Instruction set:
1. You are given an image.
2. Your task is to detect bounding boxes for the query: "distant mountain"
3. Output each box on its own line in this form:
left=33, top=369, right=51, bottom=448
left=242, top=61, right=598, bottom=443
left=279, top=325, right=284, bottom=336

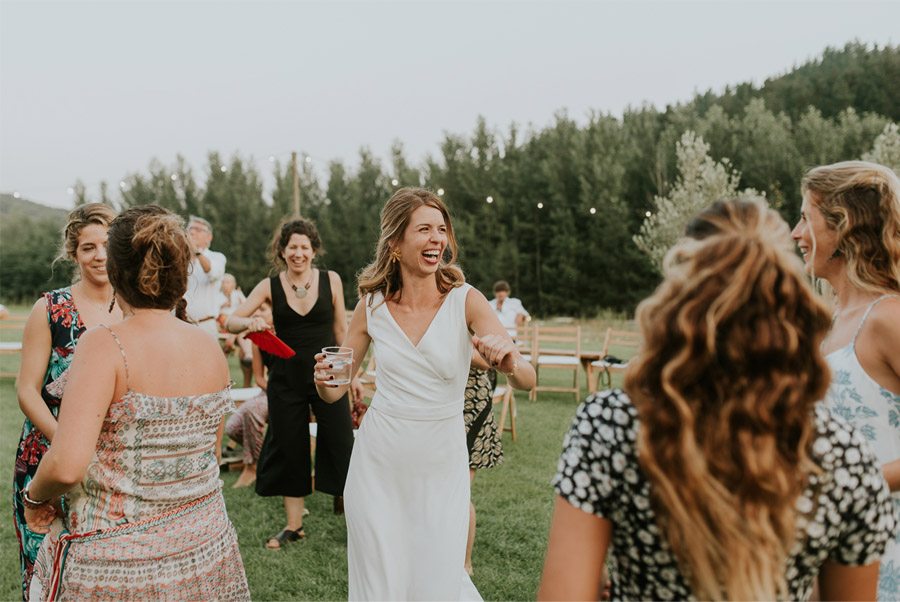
left=0, top=193, right=68, bottom=224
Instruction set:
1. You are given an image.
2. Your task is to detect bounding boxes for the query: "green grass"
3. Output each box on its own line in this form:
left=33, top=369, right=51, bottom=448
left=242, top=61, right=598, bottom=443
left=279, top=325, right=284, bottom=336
left=0, top=310, right=632, bottom=601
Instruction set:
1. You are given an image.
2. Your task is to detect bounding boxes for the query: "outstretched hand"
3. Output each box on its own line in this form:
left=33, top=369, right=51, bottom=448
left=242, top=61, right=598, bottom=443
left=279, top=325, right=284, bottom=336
left=471, top=334, right=517, bottom=374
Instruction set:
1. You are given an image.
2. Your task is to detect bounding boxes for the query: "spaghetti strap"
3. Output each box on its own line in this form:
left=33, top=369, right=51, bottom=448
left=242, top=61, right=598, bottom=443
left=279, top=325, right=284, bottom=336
left=100, top=324, right=130, bottom=387
left=852, top=294, right=899, bottom=345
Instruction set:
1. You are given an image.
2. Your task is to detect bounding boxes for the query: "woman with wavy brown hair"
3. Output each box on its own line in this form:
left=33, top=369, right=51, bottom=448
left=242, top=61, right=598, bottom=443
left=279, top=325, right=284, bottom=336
left=793, top=160, right=900, bottom=599
left=23, top=205, right=249, bottom=600
left=539, top=198, right=896, bottom=601
left=314, top=187, right=535, bottom=600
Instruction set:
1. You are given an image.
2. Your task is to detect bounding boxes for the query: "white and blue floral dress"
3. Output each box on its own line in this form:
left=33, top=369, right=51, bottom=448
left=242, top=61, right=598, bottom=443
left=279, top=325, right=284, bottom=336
left=825, top=294, right=900, bottom=600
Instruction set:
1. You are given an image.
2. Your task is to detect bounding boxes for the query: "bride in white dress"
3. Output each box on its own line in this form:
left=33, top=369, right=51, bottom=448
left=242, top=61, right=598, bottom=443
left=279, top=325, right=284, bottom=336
left=315, top=188, right=536, bottom=601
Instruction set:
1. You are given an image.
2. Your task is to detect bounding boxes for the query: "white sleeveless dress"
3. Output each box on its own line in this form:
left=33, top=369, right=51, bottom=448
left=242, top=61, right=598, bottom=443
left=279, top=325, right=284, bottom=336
left=825, top=295, right=900, bottom=600
left=345, top=284, right=482, bottom=601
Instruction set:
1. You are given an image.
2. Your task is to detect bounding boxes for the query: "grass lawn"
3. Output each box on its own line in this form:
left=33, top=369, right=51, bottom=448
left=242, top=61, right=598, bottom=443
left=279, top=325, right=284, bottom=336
left=0, top=308, right=632, bottom=600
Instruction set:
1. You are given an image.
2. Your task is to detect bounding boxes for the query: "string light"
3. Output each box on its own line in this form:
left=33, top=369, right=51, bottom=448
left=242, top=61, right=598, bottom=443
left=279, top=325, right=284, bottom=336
left=220, top=165, right=227, bottom=173
left=119, top=181, right=127, bottom=190
left=537, top=202, right=544, bottom=209
left=437, top=188, right=445, bottom=196
left=645, top=211, right=652, bottom=217
left=391, top=178, right=399, bottom=186
left=589, top=207, right=597, bottom=215
left=170, top=174, right=178, bottom=181
left=13, top=191, right=20, bottom=198
left=486, top=196, right=493, bottom=204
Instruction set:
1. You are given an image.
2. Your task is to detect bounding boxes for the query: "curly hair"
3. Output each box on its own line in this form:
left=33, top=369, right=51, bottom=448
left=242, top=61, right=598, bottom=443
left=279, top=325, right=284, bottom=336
left=802, top=160, right=900, bottom=294
left=357, top=187, right=464, bottom=303
left=106, top=205, right=192, bottom=321
left=269, top=217, right=324, bottom=271
left=624, top=198, right=832, bottom=600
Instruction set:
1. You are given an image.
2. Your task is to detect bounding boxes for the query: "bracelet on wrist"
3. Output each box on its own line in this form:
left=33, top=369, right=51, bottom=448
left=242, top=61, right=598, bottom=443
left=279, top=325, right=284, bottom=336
left=21, top=486, right=50, bottom=509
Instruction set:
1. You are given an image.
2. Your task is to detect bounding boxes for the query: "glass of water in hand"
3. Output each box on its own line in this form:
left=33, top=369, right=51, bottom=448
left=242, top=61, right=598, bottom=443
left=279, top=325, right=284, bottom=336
left=322, top=346, right=353, bottom=385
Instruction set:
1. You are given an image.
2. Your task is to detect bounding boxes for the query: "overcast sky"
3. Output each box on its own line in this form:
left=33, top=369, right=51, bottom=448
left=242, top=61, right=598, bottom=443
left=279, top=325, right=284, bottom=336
left=1, top=0, right=897, bottom=209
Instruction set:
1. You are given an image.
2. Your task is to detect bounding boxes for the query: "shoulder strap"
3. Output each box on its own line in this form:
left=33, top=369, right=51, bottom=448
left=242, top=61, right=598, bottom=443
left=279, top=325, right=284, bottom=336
left=319, top=269, right=332, bottom=299
left=853, top=294, right=900, bottom=345
left=100, top=324, right=130, bottom=387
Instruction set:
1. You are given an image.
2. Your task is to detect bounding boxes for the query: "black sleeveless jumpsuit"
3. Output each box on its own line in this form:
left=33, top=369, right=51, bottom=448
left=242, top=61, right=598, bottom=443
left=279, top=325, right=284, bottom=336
left=255, top=270, right=354, bottom=498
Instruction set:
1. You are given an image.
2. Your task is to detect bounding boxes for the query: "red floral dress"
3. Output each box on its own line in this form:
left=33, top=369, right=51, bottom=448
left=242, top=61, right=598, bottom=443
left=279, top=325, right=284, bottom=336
left=12, top=288, right=84, bottom=600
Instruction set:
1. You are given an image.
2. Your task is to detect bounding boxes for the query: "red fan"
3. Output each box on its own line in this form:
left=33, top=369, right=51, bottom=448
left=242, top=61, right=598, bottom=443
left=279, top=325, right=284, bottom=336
left=246, top=330, right=296, bottom=359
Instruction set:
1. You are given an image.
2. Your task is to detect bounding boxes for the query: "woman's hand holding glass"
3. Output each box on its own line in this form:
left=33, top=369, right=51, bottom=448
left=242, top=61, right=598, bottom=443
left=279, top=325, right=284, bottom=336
left=314, top=352, right=341, bottom=388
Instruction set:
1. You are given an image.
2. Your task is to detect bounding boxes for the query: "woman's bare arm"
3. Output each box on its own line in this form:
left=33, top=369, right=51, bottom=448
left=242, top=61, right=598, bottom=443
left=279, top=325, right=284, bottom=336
left=17, top=298, right=57, bottom=440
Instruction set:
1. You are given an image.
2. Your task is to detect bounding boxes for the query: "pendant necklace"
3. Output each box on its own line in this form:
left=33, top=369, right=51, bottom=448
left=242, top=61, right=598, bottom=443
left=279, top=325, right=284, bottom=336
left=289, top=272, right=312, bottom=299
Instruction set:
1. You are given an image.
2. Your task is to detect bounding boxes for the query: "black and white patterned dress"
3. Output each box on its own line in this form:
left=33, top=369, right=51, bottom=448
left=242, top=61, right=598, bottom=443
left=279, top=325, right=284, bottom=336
left=464, top=368, right=503, bottom=470
left=554, top=389, right=898, bottom=601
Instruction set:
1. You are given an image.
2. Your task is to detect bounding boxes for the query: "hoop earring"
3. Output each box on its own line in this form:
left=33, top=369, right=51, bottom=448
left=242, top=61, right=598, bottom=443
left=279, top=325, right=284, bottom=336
left=108, top=291, right=117, bottom=313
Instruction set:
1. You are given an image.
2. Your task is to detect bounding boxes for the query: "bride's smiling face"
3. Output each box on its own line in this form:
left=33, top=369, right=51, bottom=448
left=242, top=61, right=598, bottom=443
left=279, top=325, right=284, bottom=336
left=394, top=205, right=447, bottom=276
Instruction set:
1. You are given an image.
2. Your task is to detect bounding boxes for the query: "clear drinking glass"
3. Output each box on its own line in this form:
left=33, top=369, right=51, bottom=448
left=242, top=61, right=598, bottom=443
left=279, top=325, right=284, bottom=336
left=322, top=346, right=353, bottom=385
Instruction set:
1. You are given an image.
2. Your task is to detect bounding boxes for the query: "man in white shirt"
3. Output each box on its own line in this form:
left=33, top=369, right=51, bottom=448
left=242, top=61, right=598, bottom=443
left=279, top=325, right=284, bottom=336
left=184, top=216, right=227, bottom=338
left=488, top=280, right=530, bottom=340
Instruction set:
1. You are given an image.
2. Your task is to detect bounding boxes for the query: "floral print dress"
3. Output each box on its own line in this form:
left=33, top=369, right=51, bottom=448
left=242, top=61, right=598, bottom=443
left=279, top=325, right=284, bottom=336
left=12, top=288, right=85, bottom=600
left=825, top=294, right=900, bottom=600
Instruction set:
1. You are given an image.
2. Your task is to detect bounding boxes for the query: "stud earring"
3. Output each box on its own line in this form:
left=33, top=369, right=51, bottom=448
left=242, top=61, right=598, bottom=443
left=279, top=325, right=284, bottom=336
left=390, top=250, right=401, bottom=263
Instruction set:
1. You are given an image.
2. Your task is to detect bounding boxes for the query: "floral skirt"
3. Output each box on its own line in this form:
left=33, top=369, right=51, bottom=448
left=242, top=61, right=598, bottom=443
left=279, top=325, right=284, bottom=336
left=464, top=368, right=503, bottom=470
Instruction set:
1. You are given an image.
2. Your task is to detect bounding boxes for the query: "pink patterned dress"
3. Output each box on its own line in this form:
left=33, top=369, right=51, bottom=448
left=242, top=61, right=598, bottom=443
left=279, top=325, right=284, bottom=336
left=30, top=326, right=249, bottom=601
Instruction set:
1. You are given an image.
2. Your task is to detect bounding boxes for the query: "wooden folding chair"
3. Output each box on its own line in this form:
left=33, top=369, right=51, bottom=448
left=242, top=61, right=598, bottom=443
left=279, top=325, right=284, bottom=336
left=493, top=385, right=517, bottom=441
left=587, top=328, right=641, bottom=393
left=530, top=325, right=581, bottom=402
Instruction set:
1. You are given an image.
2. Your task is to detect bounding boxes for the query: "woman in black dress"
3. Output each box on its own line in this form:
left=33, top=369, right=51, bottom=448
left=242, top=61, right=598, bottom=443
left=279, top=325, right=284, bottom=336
left=227, top=218, right=356, bottom=549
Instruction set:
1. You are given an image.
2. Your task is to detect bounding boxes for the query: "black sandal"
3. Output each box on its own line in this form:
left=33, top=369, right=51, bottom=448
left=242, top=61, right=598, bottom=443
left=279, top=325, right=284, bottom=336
left=265, top=526, right=305, bottom=549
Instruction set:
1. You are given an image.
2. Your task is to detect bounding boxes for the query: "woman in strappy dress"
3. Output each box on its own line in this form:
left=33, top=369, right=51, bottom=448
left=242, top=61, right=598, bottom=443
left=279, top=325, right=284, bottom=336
left=314, top=187, right=536, bottom=601
left=226, top=218, right=357, bottom=549
left=13, top=203, right=120, bottom=600
left=792, top=161, right=900, bottom=599
left=23, top=205, right=249, bottom=600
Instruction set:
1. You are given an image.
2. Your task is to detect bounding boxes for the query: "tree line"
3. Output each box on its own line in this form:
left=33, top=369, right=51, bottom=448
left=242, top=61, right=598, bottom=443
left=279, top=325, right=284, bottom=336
left=1, top=42, right=897, bottom=316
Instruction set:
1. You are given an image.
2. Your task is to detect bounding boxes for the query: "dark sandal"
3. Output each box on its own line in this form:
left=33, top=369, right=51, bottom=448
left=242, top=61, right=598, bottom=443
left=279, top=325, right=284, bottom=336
left=265, top=527, right=305, bottom=549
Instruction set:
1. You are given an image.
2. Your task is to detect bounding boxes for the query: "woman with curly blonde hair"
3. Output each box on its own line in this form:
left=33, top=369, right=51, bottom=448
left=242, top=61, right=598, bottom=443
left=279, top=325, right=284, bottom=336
left=539, top=198, right=895, bottom=601
left=793, top=160, right=900, bottom=599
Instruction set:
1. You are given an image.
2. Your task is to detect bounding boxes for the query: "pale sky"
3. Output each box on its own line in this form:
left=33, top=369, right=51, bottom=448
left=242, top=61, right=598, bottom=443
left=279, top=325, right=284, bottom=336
left=1, top=0, right=897, bottom=209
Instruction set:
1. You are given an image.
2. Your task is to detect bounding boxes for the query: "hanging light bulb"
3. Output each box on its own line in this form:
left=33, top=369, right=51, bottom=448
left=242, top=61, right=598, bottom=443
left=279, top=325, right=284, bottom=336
left=486, top=196, right=493, bottom=204
left=437, top=188, right=445, bottom=196
left=391, top=178, right=399, bottom=186
left=645, top=211, right=652, bottom=218
left=589, top=207, right=597, bottom=215
left=537, top=202, right=544, bottom=209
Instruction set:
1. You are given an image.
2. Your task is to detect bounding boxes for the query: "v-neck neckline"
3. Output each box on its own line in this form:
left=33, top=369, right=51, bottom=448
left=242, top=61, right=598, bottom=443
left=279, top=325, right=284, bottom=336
left=384, top=290, right=451, bottom=350
left=278, top=269, right=320, bottom=318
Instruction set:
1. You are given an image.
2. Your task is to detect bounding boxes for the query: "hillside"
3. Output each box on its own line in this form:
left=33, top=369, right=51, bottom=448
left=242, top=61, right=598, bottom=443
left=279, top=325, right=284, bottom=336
left=0, top=193, right=68, bottom=224
left=688, top=41, right=899, bottom=121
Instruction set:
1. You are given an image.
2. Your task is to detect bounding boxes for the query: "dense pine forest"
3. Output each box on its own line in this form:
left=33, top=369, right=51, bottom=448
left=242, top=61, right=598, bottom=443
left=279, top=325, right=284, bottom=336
left=2, top=42, right=898, bottom=315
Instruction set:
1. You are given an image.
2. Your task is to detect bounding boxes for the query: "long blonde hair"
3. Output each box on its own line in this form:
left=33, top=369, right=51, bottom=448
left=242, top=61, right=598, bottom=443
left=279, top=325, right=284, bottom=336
left=802, top=160, right=900, bottom=294
left=624, top=198, right=832, bottom=600
left=357, top=188, right=464, bottom=303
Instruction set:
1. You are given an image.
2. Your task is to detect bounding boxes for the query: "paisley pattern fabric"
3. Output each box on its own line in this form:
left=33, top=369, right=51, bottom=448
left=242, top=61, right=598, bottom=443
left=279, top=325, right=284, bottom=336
left=12, top=288, right=84, bottom=600
left=825, top=295, right=900, bottom=600
left=555, top=389, right=897, bottom=601
left=29, top=326, right=249, bottom=600
left=463, top=368, right=503, bottom=470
